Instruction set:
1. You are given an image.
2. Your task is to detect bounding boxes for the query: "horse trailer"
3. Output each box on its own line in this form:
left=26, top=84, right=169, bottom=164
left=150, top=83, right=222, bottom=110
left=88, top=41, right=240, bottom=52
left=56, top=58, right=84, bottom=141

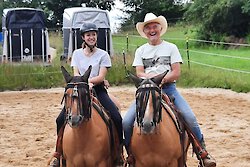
left=2, top=8, right=51, bottom=63
left=62, top=7, right=113, bottom=60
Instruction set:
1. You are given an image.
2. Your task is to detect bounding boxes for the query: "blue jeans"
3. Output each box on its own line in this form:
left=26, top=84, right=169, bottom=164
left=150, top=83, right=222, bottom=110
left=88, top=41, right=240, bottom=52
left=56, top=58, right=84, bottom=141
left=122, top=83, right=203, bottom=150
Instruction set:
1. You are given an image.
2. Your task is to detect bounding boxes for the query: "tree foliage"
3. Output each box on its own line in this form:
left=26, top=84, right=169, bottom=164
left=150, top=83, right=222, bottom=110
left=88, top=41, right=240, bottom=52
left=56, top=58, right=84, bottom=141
left=184, top=0, right=250, bottom=40
left=1, top=0, right=115, bottom=28
left=44, top=0, right=114, bottom=27
left=120, top=0, right=185, bottom=30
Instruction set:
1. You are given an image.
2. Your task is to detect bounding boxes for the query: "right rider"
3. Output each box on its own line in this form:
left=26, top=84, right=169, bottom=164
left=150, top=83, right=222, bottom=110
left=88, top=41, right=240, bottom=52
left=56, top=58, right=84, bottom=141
left=122, top=13, right=216, bottom=167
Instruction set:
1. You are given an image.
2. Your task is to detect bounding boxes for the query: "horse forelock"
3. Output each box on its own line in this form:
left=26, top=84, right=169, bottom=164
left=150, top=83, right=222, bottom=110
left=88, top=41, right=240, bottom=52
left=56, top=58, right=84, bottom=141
left=64, top=81, right=92, bottom=127
left=71, top=76, right=85, bottom=83
left=136, top=80, right=162, bottom=131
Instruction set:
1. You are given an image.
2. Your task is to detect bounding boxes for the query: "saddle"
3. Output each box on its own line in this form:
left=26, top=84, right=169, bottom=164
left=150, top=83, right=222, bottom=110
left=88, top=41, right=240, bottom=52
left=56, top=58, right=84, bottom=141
left=92, top=95, right=116, bottom=150
left=162, top=94, right=209, bottom=166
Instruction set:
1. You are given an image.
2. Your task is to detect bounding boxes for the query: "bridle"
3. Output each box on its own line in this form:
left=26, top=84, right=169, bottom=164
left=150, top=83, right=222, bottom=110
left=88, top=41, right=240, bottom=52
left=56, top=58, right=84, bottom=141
left=135, top=79, right=162, bottom=132
left=62, top=82, right=92, bottom=127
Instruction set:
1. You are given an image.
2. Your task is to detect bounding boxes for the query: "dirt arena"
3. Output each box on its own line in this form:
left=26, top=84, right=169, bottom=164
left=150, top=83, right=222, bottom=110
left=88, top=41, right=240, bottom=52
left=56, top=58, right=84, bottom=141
left=0, top=86, right=249, bottom=167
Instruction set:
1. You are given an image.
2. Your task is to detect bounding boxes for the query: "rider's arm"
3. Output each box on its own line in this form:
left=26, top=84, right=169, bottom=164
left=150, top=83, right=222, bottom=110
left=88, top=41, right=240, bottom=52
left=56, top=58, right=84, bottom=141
left=135, top=62, right=181, bottom=84
left=135, top=66, right=156, bottom=78
left=88, top=67, right=107, bottom=85
left=161, top=63, right=181, bottom=84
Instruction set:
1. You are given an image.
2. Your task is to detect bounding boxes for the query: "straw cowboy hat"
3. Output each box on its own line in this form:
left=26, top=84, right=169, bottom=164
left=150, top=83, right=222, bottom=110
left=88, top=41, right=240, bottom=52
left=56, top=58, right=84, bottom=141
left=136, top=13, right=168, bottom=38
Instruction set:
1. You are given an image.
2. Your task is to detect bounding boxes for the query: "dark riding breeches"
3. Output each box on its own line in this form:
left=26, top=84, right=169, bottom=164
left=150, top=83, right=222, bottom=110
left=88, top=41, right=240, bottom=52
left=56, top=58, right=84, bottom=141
left=56, top=107, right=66, bottom=134
left=95, top=88, right=123, bottom=144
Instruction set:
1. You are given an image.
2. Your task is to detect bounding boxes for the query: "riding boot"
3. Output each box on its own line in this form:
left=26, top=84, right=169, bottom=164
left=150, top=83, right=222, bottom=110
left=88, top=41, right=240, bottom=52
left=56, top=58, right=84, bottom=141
left=48, top=152, right=60, bottom=167
left=48, top=123, right=65, bottom=167
left=198, top=139, right=216, bottom=167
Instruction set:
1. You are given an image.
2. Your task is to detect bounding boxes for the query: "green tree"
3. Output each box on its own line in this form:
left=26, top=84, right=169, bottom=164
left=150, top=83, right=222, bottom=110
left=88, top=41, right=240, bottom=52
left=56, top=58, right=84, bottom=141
left=184, top=0, right=250, bottom=41
left=242, top=0, right=250, bottom=13
left=44, top=0, right=114, bottom=27
left=120, top=0, right=185, bottom=31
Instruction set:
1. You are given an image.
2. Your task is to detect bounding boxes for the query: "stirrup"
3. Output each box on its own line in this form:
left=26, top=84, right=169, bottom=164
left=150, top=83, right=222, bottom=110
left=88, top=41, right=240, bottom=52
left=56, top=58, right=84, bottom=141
left=48, top=157, right=60, bottom=167
left=199, top=154, right=216, bottom=167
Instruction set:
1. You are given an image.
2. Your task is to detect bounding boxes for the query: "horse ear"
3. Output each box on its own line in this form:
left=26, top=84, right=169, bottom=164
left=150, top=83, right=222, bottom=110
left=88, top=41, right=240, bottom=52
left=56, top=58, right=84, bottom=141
left=61, top=66, right=73, bottom=83
left=152, top=70, right=168, bottom=86
left=128, top=71, right=143, bottom=88
left=81, top=65, right=92, bottom=82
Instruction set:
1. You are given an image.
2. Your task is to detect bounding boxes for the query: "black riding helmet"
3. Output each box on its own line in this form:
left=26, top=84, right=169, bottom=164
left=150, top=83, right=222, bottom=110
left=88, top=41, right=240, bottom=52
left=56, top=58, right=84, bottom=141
left=80, top=22, right=98, bottom=36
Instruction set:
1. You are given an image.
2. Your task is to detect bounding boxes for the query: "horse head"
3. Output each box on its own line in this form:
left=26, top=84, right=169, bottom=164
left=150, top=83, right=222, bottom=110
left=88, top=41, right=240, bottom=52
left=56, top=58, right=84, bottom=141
left=61, top=66, right=92, bottom=128
left=129, top=71, right=167, bottom=134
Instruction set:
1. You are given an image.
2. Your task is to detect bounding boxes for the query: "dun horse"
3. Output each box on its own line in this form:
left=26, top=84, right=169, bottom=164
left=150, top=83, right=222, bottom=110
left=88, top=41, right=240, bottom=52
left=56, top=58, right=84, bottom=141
left=60, top=66, right=120, bottom=167
left=128, top=72, right=189, bottom=167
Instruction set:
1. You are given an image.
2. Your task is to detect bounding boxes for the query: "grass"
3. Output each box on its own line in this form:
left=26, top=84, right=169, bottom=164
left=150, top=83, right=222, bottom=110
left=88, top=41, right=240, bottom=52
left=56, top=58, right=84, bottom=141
left=0, top=64, right=65, bottom=91
left=180, top=63, right=250, bottom=92
left=112, top=25, right=250, bottom=93
left=0, top=25, right=250, bottom=92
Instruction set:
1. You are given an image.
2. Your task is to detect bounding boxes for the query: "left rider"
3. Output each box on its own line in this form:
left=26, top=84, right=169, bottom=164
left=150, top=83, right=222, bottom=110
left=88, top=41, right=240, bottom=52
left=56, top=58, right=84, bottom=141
left=48, top=22, right=123, bottom=167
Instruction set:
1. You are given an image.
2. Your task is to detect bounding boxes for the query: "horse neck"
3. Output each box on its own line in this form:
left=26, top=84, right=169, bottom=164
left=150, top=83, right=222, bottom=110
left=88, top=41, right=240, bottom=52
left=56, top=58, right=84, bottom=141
left=69, top=107, right=95, bottom=132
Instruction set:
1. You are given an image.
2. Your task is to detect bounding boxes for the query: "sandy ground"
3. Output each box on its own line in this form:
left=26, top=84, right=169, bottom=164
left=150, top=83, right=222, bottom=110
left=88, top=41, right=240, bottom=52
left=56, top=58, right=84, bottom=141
left=0, top=86, right=249, bottom=167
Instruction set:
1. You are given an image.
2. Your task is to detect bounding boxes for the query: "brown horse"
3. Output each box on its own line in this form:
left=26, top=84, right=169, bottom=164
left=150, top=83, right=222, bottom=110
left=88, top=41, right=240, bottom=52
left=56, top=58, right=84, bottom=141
left=60, top=66, right=120, bottom=167
left=128, top=72, right=189, bottom=167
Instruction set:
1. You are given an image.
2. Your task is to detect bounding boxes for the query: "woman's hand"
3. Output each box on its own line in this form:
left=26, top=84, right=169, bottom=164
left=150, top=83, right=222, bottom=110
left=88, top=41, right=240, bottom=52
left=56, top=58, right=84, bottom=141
left=88, top=82, right=94, bottom=90
left=103, top=79, right=110, bottom=89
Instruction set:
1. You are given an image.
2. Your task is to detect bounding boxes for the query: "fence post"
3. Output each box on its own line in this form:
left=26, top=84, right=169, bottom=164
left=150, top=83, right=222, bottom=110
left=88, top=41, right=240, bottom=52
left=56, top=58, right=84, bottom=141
left=186, top=36, right=190, bottom=69
left=126, top=33, right=129, bottom=53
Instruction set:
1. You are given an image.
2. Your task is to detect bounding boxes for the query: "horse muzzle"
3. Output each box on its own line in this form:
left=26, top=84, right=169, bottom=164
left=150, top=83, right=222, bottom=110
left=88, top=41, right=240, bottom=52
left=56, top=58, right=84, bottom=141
left=67, top=115, right=83, bottom=128
left=141, top=121, right=156, bottom=134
